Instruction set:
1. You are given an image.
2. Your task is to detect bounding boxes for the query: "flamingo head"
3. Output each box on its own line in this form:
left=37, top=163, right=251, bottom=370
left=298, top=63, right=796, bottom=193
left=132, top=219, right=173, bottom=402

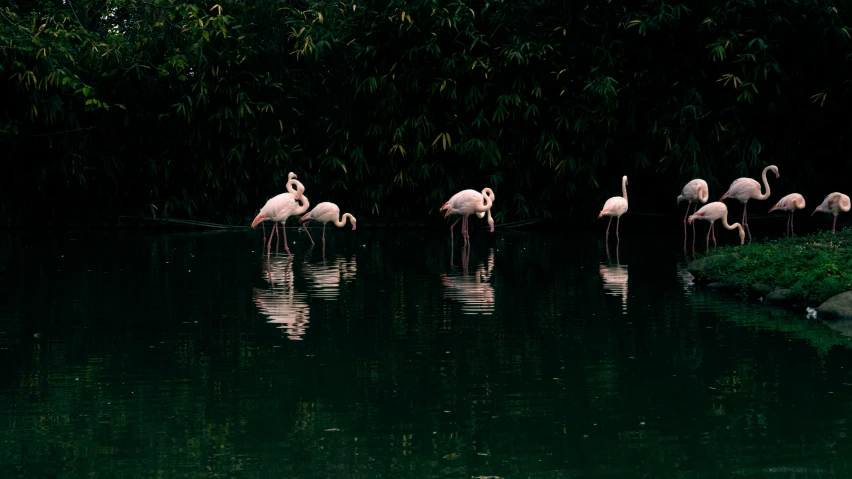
left=738, top=225, right=745, bottom=244
left=770, top=165, right=780, bottom=179
left=251, top=213, right=265, bottom=229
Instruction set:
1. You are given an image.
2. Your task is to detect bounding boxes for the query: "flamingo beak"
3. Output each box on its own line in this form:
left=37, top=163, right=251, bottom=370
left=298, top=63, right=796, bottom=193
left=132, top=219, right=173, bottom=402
left=352, top=224, right=357, bottom=231
left=251, top=213, right=265, bottom=228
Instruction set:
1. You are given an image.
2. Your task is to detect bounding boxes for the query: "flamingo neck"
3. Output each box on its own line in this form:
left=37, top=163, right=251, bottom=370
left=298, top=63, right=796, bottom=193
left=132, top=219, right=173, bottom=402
left=758, top=166, right=772, bottom=200
left=621, top=178, right=628, bottom=201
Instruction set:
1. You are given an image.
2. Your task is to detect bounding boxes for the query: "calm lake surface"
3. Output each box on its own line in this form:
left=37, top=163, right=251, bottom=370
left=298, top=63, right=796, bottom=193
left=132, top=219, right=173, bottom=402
left=2, top=227, right=852, bottom=478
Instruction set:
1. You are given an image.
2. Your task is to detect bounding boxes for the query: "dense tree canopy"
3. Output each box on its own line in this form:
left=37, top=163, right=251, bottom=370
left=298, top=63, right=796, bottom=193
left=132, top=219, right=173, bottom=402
left=2, top=0, right=851, bottom=226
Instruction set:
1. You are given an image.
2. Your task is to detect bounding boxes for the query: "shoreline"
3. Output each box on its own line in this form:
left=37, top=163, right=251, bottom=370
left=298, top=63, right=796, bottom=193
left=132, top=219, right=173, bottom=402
left=687, top=230, right=852, bottom=319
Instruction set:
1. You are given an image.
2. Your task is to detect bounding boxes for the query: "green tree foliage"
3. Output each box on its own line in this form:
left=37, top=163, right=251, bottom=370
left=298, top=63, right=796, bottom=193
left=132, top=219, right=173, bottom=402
left=2, top=0, right=851, bottom=226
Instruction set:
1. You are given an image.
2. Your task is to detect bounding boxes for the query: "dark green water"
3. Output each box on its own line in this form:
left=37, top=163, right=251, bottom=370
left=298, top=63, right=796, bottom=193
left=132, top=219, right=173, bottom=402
left=2, top=228, right=852, bottom=478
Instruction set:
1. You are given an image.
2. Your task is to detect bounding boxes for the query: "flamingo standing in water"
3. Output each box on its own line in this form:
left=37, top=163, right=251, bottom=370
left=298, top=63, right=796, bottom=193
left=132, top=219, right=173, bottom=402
left=688, top=201, right=745, bottom=251
left=677, top=178, right=709, bottom=241
left=599, top=175, right=628, bottom=240
left=720, top=165, right=779, bottom=241
left=251, top=176, right=311, bottom=255
left=299, top=202, right=357, bottom=244
left=812, top=192, right=851, bottom=233
left=257, top=172, right=301, bottom=243
left=768, top=193, right=806, bottom=236
left=440, top=188, right=495, bottom=245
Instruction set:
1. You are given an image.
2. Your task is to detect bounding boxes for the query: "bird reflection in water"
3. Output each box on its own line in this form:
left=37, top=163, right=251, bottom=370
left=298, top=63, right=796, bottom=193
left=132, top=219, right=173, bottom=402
left=253, top=254, right=310, bottom=340
left=677, top=261, right=695, bottom=294
left=441, top=247, right=496, bottom=315
left=600, top=240, right=628, bottom=313
left=301, top=245, right=357, bottom=300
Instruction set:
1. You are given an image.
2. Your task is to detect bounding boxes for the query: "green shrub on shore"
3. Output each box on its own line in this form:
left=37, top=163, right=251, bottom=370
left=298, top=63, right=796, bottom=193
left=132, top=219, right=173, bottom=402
left=696, top=230, right=852, bottom=304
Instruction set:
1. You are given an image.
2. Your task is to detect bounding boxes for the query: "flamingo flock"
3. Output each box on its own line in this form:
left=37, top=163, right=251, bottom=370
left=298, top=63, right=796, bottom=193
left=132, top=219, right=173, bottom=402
left=250, top=167, right=849, bottom=257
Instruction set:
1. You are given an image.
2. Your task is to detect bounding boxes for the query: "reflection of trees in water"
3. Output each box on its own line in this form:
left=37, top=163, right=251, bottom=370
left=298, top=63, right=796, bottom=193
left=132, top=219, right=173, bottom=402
left=253, top=255, right=310, bottom=340
left=441, top=247, right=495, bottom=315
left=5, top=232, right=852, bottom=477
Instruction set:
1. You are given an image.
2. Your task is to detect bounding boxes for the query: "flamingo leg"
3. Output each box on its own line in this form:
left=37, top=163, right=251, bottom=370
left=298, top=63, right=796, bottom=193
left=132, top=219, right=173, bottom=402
left=691, top=205, right=697, bottom=238
left=262, top=221, right=267, bottom=245
left=788, top=212, right=792, bottom=237
left=463, top=216, right=470, bottom=246
left=833, top=215, right=838, bottom=233
left=683, top=203, right=691, bottom=245
left=742, top=202, right=752, bottom=242
left=303, top=223, right=315, bottom=245
left=605, top=217, right=612, bottom=238
left=267, top=223, right=278, bottom=256
left=301, top=221, right=315, bottom=246
left=323, top=223, right=327, bottom=244
left=616, top=216, right=621, bottom=240
left=450, top=217, right=461, bottom=242
left=281, top=222, right=292, bottom=256
left=711, top=222, right=717, bottom=249
left=705, top=222, right=712, bottom=251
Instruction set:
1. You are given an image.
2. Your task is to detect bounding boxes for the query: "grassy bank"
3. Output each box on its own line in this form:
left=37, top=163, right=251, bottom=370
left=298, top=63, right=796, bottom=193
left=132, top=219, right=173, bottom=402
left=691, top=229, right=852, bottom=304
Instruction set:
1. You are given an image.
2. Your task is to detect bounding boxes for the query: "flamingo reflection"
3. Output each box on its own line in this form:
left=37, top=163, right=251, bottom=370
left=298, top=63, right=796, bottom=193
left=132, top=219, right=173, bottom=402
left=600, top=241, right=628, bottom=313
left=441, top=247, right=495, bottom=315
left=301, top=248, right=357, bottom=300
left=253, top=255, right=310, bottom=340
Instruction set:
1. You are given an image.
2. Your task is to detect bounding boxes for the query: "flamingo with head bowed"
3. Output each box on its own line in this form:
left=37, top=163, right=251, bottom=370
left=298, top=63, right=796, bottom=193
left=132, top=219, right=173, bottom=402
left=688, top=201, right=745, bottom=251
left=440, top=188, right=495, bottom=245
left=677, top=178, right=709, bottom=240
left=812, top=192, right=851, bottom=233
left=768, top=193, right=806, bottom=236
left=599, top=175, right=628, bottom=240
left=720, top=165, right=779, bottom=241
left=299, top=202, right=357, bottom=244
left=251, top=174, right=311, bottom=256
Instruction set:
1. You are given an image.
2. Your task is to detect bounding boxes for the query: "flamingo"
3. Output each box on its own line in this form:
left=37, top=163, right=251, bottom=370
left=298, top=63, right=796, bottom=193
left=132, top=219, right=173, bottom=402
left=256, top=172, right=301, bottom=242
left=812, top=192, right=851, bottom=233
left=251, top=179, right=311, bottom=255
left=720, top=165, right=779, bottom=241
left=439, top=188, right=495, bottom=245
left=677, top=179, right=709, bottom=241
left=299, top=202, right=357, bottom=244
left=688, top=201, right=745, bottom=251
left=768, top=193, right=806, bottom=236
left=599, top=175, right=628, bottom=240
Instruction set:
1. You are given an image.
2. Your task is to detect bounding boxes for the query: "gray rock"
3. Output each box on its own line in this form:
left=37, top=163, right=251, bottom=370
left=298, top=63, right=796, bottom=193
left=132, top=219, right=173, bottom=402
left=765, top=288, right=798, bottom=305
left=749, top=283, right=774, bottom=296
left=817, top=291, right=852, bottom=319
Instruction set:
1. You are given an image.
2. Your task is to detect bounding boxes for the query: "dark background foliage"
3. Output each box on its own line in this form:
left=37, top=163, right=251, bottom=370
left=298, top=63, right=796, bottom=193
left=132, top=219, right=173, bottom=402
left=2, top=0, right=851, bottom=227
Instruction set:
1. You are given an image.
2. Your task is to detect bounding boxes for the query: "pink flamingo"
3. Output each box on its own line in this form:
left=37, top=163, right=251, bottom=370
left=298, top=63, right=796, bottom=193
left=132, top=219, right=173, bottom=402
left=440, top=188, right=495, bottom=245
left=677, top=178, right=709, bottom=240
left=768, top=193, right=806, bottom=236
left=599, top=175, right=628, bottom=240
left=299, top=202, right=357, bottom=244
left=257, top=172, right=300, bottom=242
left=688, top=201, right=745, bottom=250
left=720, top=165, right=779, bottom=241
left=812, top=192, right=851, bottom=233
left=251, top=178, right=311, bottom=256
